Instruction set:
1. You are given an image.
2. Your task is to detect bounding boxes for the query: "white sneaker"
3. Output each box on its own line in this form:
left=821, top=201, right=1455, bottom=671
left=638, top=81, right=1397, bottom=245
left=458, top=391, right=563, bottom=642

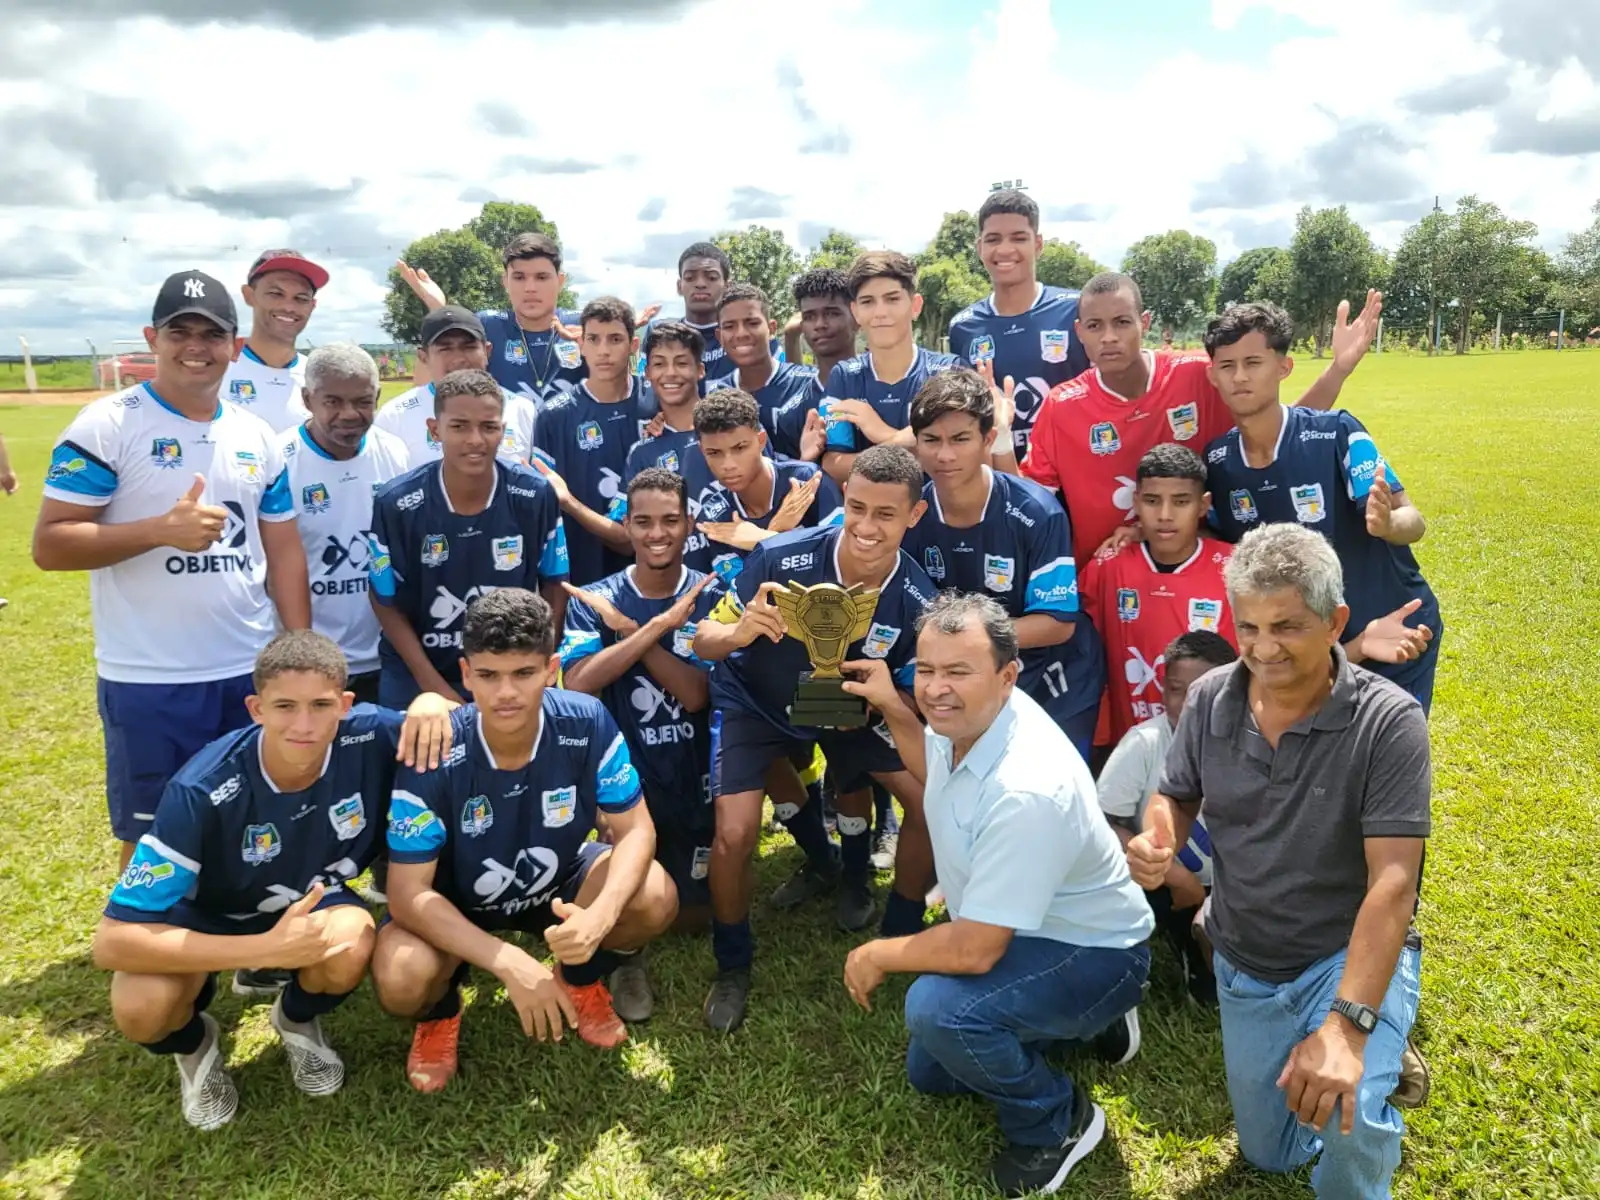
left=270, top=995, right=345, bottom=1096
left=176, top=1012, right=238, bottom=1131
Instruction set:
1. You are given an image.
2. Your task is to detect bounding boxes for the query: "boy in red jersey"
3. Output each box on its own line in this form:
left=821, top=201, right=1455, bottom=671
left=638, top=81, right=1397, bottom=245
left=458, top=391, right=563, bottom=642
left=1019, top=273, right=1381, bottom=563
left=1080, top=444, right=1237, bottom=744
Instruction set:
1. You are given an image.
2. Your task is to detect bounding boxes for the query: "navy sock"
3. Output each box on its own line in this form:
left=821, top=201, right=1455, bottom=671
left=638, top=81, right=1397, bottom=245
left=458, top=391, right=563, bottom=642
left=712, top=919, right=754, bottom=972
left=837, top=813, right=872, bottom=883
left=881, top=890, right=927, bottom=938
left=778, top=799, right=837, bottom=870
left=281, top=974, right=353, bottom=1024
left=142, top=1011, right=207, bottom=1057
left=562, top=948, right=622, bottom=988
left=422, top=984, right=462, bottom=1023
left=874, top=785, right=900, bottom=835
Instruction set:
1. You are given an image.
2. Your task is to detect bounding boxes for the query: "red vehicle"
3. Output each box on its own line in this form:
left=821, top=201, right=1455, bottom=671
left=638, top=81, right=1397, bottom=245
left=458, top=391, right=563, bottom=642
left=97, top=353, right=157, bottom=390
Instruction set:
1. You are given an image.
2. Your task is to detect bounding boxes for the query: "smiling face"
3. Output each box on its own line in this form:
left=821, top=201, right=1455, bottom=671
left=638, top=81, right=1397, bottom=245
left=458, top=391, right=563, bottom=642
left=242, top=270, right=317, bottom=343
left=246, top=669, right=351, bottom=774
left=839, top=475, right=924, bottom=576
left=717, top=298, right=776, bottom=369
left=305, top=375, right=378, bottom=454
left=625, top=485, right=689, bottom=571
left=645, top=340, right=704, bottom=410
left=850, top=276, right=922, bottom=350
left=977, top=212, right=1042, bottom=289
left=146, top=314, right=237, bottom=392
left=1232, top=586, right=1347, bottom=692
left=913, top=619, right=1017, bottom=746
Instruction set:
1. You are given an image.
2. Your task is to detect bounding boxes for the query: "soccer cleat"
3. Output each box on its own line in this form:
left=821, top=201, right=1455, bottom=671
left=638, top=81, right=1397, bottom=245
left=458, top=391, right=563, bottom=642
left=406, top=1014, right=461, bottom=1093
left=559, top=972, right=628, bottom=1049
left=870, top=827, right=899, bottom=872
left=990, top=1086, right=1106, bottom=1196
left=231, top=967, right=291, bottom=998
left=1178, top=931, right=1218, bottom=1007
left=703, top=968, right=751, bottom=1034
left=836, top=879, right=876, bottom=932
left=1090, top=1008, right=1141, bottom=1066
left=270, top=995, right=345, bottom=1096
left=769, top=860, right=840, bottom=911
left=609, top=954, right=654, bottom=1023
left=1390, top=1038, right=1431, bottom=1109
left=176, top=1012, right=238, bottom=1131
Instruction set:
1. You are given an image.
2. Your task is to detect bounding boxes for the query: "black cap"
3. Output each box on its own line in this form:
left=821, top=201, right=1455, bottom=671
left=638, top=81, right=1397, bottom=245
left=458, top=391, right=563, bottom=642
left=247, top=248, right=329, bottom=291
left=152, top=270, right=238, bottom=333
left=420, top=304, right=486, bottom=347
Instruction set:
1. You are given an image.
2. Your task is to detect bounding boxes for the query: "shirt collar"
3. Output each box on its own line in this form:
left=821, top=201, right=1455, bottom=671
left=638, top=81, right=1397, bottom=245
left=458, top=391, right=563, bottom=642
left=936, top=691, right=1020, bottom=780
left=256, top=731, right=332, bottom=794
left=475, top=704, right=545, bottom=768
left=298, top=422, right=365, bottom=460
left=438, top=461, right=498, bottom=513
left=145, top=381, right=221, bottom=422
left=930, top=465, right=994, bottom=526
left=1210, top=644, right=1361, bottom=737
left=830, top=525, right=900, bottom=591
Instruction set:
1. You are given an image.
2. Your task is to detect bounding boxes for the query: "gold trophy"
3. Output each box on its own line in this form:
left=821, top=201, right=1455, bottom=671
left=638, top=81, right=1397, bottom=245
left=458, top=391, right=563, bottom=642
left=769, top=581, right=882, bottom=728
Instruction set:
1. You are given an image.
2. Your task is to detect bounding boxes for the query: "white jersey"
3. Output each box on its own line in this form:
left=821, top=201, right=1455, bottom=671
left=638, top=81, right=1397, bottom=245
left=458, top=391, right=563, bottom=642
left=43, top=382, right=297, bottom=684
left=373, top=384, right=536, bottom=467
left=222, top=347, right=308, bottom=432
left=279, top=423, right=410, bottom=675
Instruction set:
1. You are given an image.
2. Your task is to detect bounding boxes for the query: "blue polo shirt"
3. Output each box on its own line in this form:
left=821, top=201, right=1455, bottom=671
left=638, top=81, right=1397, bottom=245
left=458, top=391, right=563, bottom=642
left=924, top=688, right=1154, bottom=949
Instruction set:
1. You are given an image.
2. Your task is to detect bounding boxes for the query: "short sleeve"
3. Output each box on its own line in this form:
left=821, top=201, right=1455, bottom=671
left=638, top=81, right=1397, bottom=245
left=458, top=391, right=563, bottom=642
left=774, top=391, right=819, bottom=461
left=387, top=764, right=450, bottom=864
left=44, top=405, right=120, bottom=506
left=1019, top=390, right=1062, bottom=491
left=1078, top=555, right=1105, bottom=628
left=1337, top=411, right=1403, bottom=503
left=822, top=363, right=859, bottom=453
left=810, top=470, right=843, bottom=527
left=1156, top=678, right=1212, bottom=806
left=538, top=508, right=571, bottom=583
left=258, top=434, right=295, bottom=521
left=590, top=715, right=643, bottom=813
left=559, top=596, right=604, bottom=668
left=952, top=791, right=1082, bottom=932
left=1096, top=725, right=1160, bottom=820
left=1023, top=503, right=1079, bottom=618
left=105, top=781, right=205, bottom=921
left=1359, top=699, right=1432, bottom=839
left=367, top=497, right=415, bottom=611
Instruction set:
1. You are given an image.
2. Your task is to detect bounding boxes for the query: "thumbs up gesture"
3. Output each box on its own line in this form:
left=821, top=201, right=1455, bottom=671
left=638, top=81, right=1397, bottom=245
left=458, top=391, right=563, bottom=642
left=264, top=884, right=351, bottom=968
left=1126, top=802, right=1176, bottom=891
left=161, top=473, right=229, bottom=552
left=543, top=897, right=609, bottom=965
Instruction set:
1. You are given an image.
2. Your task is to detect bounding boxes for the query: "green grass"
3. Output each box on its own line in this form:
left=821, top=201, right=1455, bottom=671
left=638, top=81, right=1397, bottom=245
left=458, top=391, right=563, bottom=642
left=2, top=354, right=1597, bottom=1198
left=0, top=360, right=98, bottom=391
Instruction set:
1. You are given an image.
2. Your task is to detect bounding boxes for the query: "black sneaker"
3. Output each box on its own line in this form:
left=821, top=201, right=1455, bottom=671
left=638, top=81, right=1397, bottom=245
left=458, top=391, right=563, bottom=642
left=1090, top=1008, right=1140, bottom=1065
left=769, top=860, right=840, bottom=910
left=1180, top=933, right=1217, bottom=1006
left=703, top=969, right=751, bottom=1034
left=836, top=878, right=876, bottom=931
left=232, top=967, right=291, bottom=998
left=991, top=1085, right=1106, bottom=1196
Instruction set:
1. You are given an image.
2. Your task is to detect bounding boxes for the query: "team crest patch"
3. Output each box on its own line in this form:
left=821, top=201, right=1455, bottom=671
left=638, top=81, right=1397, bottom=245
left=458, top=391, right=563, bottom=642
left=230, top=380, right=258, bottom=402
left=234, top=450, right=262, bottom=483
left=425, top=424, right=440, bottom=449
left=691, top=846, right=712, bottom=881
left=970, top=334, right=996, bottom=363
left=328, top=795, right=366, bottom=842
left=1089, top=423, right=1120, bottom=455
left=542, top=786, right=577, bottom=828
left=504, top=340, right=528, bottom=364
left=461, top=794, right=494, bottom=836
left=241, top=823, right=281, bottom=865
left=556, top=340, right=582, bottom=369
left=1188, top=597, right=1222, bottom=633
left=150, top=437, right=183, bottom=468
left=1291, top=483, right=1325, bottom=523
left=1040, top=329, right=1069, bottom=364
left=1117, top=588, right=1140, bottom=621
left=1166, top=402, right=1199, bottom=441
left=578, top=421, right=603, bottom=450
left=301, top=482, right=330, bottom=514
left=924, top=546, right=946, bottom=581
left=658, top=450, right=680, bottom=473
left=501, top=427, right=518, bottom=452
left=422, top=534, right=449, bottom=566
left=673, top=623, right=697, bottom=658
left=492, top=534, right=524, bottom=571
left=712, top=553, right=743, bottom=584
left=1230, top=490, right=1258, bottom=523
left=861, top=621, right=900, bottom=659
left=983, top=554, right=1014, bottom=592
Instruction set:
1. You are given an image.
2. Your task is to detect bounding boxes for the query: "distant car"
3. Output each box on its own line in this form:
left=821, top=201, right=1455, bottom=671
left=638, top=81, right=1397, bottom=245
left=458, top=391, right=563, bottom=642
left=98, top=353, right=157, bottom=389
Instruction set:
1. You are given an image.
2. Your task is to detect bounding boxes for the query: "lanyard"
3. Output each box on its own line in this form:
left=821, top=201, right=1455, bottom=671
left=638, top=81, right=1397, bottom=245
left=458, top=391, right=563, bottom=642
left=517, top=321, right=562, bottom=393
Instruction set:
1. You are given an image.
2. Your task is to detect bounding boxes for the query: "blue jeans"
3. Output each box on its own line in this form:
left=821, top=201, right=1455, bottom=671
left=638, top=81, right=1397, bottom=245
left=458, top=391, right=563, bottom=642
left=1215, top=946, right=1421, bottom=1199
left=903, top=936, right=1149, bottom=1146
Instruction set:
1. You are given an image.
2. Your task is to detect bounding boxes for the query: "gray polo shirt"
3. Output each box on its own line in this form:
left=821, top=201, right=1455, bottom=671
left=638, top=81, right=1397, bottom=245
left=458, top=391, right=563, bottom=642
left=1158, top=647, right=1430, bottom=982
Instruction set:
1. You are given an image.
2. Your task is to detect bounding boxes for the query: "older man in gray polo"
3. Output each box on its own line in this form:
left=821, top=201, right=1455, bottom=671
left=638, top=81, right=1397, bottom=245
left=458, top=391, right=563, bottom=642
left=1128, top=522, right=1431, bottom=1199
left=841, top=592, right=1153, bottom=1198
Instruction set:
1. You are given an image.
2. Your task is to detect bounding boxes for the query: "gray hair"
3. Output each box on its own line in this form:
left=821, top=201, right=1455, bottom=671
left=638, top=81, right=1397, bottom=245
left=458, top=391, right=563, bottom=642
left=1224, top=523, right=1345, bottom=621
left=915, top=591, right=1019, bottom=671
left=304, top=343, right=379, bottom=396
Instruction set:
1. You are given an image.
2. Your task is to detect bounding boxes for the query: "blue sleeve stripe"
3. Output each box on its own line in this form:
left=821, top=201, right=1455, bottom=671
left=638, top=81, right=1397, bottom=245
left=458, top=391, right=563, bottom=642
left=143, top=833, right=201, bottom=874
left=541, top=520, right=571, bottom=578
left=893, top=661, right=917, bottom=689
left=260, top=468, right=295, bottom=517
left=820, top=506, right=844, bottom=528
left=107, top=835, right=198, bottom=913
left=386, top=790, right=446, bottom=854
left=368, top=534, right=398, bottom=600
left=1025, top=557, right=1080, bottom=614
left=596, top=732, right=642, bottom=811
left=45, top=440, right=118, bottom=500
left=558, top=629, right=602, bottom=668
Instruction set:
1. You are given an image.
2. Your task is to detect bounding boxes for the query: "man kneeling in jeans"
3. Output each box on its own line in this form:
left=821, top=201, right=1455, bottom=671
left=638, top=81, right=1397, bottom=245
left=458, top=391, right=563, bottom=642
left=841, top=592, right=1153, bottom=1197
left=1128, top=523, right=1431, bottom=1199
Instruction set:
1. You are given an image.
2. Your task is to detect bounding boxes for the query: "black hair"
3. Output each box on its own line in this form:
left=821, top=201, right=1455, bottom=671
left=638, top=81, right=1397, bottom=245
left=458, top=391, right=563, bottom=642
left=433, top=368, right=503, bottom=416
left=693, top=388, right=762, bottom=436
left=1164, top=630, right=1238, bottom=672
left=502, top=232, right=562, bottom=271
left=1136, top=443, right=1207, bottom=488
left=642, top=319, right=706, bottom=362
left=909, top=368, right=993, bottom=436
left=581, top=296, right=636, bottom=339
left=793, top=267, right=851, bottom=307
left=977, top=188, right=1039, bottom=234
left=462, top=588, right=556, bottom=657
left=917, top=592, right=1019, bottom=671
left=254, top=629, right=349, bottom=693
left=1082, top=271, right=1144, bottom=312
left=848, top=444, right=923, bottom=505
left=1203, top=302, right=1295, bottom=356
left=717, top=281, right=770, bottom=319
left=626, top=467, right=688, bottom=511
left=846, top=250, right=918, bottom=299
left=679, top=241, right=731, bottom=280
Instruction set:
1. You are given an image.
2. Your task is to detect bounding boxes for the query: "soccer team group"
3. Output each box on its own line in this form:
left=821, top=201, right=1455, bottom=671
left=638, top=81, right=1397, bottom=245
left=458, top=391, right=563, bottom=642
left=31, top=189, right=1442, bottom=1155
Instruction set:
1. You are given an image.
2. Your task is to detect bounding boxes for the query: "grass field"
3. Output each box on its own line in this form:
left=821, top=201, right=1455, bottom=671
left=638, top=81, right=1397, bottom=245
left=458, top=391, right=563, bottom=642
left=0, top=361, right=99, bottom=391
left=2, top=354, right=1597, bottom=1199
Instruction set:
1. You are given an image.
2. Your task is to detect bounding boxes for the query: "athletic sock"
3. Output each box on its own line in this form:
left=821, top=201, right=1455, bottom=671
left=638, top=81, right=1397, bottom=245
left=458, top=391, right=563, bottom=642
left=562, top=949, right=622, bottom=988
left=712, top=919, right=754, bottom=972
left=777, top=798, right=837, bottom=871
left=422, top=984, right=462, bottom=1023
left=837, top=813, right=872, bottom=884
left=881, top=890, right=928, bottom=938
left=281, top=975, right=353, bottom=1024
left=142, top=1012, right=207, bottom=1057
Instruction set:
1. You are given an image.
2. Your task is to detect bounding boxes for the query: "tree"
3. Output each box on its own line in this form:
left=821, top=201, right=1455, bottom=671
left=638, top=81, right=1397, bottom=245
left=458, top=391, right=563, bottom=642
left=382, top=228, right=501, bottom=344
left=1218, top=247, right=1289, bottom=309
left=920, top=210, right=982, bottom=276
left=1120, top=230, right=1217, bottom=339
left=713, top=225, right=804, bottom=322
left=466, top=201, right=559, bottom=260
left=1388, top=209, right=1452, bottom=344
left=1438, top=195, right=1538, bottom=354
left=1288, top=206, right=1375, bottom=356
left=804, top=229, right=865, bottom=272
left=1249, top=250, right=1297, bottom=312
left=1037, top=239, right=1105, bottom=290
left=914, top=257, right=986, bottom=346
left=1556, top=199, right=1600, bottom=321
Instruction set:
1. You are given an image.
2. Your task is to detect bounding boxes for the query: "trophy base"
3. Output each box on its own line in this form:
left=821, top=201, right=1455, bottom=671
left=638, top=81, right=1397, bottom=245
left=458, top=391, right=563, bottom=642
left=790, top=672, right=868, bottom=729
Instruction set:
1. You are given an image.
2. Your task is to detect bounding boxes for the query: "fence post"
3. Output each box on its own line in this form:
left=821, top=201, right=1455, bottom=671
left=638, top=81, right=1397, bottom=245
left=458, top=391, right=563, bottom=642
left=1376, top=318, right=1384, bottom=354
left=18, top=336, right=37, bottom=393
left=1432, top=312, right=1442, bottom=353
left=1494, top=313, right=1502, bottom=351
left=1557, top=309, right=1566, bottom=350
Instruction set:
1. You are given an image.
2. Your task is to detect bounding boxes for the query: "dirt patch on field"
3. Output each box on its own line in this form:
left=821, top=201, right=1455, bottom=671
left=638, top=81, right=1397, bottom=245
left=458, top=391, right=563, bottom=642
left=0, top=390, right=105, bottom=407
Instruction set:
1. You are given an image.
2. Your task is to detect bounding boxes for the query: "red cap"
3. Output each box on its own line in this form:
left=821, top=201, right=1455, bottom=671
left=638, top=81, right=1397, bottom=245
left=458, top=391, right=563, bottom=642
left=247, top=248, right=329, bottom=291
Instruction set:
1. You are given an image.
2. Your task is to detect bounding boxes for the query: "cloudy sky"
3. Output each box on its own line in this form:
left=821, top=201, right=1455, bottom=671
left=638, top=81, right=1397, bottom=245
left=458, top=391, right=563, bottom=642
left=1, top=0, right=1596, bottom=352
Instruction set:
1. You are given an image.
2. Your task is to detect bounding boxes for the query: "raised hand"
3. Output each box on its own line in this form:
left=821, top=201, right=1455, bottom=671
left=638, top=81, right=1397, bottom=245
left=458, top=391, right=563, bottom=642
left=697, top=519, right=766, bottom=551
left=264, top=884, right=350, bottom=968
left=976, top=359, right=1016, bottom=436
left=1365, top=459, right=1394, bottom=539
left=636, top=302, right=663, bottom=327
left=660, top=574, right=712, bottom=628
left=396, top=260, right=447, bottom=311
left=562, top=582, right=638, bottom=635
left=1331, top=289, right=1383, bottom=375
left=1354, top=599, right=1433, bottom=664
left=769, top=474, right=821, bottom=534
left=162, top=473, right=228, bottom=552
left=737, top=581, right=788, bottom=646
left=543, top=898, right=610, bottom=965
left=530, top=456, right=572, bottom=507
left=799, top=409, right=827, bottom=463
left=1125, top=804, right=1175, bottom=890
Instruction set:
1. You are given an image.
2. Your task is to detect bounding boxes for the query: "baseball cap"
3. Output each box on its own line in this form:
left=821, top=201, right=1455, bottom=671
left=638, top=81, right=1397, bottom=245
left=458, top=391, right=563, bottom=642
left=420, top=305, right=487, bottom=347
left=152, top=270, right=238, bottom=333
left=247, top=248, right=330, bottom=291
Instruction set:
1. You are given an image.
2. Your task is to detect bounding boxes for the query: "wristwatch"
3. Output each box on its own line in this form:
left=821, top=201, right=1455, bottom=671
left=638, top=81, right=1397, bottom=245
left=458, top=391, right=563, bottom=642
left=1330, top=998, right=1380, bottom=1034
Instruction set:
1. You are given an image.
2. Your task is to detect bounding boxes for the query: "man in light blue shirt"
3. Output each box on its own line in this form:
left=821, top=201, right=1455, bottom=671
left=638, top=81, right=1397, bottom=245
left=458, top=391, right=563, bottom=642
left=841, top=592, right=1153, bottom=1198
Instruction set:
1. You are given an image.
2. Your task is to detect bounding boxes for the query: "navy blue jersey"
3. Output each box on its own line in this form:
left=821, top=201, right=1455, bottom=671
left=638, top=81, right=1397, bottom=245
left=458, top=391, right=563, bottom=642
left=369, top=461, right=569, bottom=691
left=533, top=379, right=659, bottom=585
left=902, top=469, right=1104, bottom=719
left=387, top=694, right=641, bottom=930
left=701, top=525, right=934, bottom=739
left=821, top=347, right=961, bottom=455
left=480, top=307, right=585, bottom=405
left=1204, top=405, right=1441, bottom=691
left=707, top=362, right=822, bottom=458
left=624, top=424, right=698, bottom=483
left=949, top=286, right=1090, bottom=458
left=685, top=451, right=844, bottom=585
left=638, top=318, right=780, bottom=384
left=559, top=565, right=716, bottom=820
left=106, top=707, right=402, bottom=934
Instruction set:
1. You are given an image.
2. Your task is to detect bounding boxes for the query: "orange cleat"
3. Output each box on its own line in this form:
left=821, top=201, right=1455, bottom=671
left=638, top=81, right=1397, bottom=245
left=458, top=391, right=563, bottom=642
left=406, top=1014, right=460, bottom=1092
left=558, top=972, right=628, bottom=1049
